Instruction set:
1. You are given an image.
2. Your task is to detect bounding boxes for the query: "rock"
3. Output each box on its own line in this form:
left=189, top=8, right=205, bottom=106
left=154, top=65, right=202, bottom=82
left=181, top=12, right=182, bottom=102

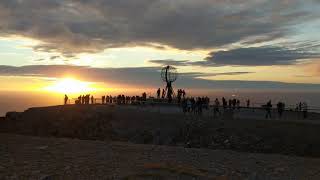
left=36, top=146, right=48, bottom=150
left=274, top=167, right=285, bottom=173
left=64, top=166, right=71, bottom=171
left=40, top=175, right=55, bottom=180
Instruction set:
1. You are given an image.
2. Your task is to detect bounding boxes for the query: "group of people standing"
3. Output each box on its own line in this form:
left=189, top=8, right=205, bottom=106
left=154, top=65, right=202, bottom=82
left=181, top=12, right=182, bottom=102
left=101, top=92, right=147, bottom=104
left=101, top=93, right=148, bottom=105
left=75, top=94, right=95, bottom=105
left=295, top=102, right=309, bottom=119
left=156, top=88, right=186, bottom=100
left=181, top=97, right=210, bottom=115
left=264, top=100, right=309, bottom=119
left=212, top=97, right=249, bottom=117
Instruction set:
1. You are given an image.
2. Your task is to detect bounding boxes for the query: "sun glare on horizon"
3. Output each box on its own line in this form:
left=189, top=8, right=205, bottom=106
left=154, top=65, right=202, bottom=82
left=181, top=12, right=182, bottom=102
left=44, top=78, right=97, bottom=94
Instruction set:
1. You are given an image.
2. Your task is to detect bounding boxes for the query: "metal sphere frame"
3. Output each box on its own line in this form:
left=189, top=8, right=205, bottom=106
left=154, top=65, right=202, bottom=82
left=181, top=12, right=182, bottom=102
left=161, top=65, right=178, bottom=83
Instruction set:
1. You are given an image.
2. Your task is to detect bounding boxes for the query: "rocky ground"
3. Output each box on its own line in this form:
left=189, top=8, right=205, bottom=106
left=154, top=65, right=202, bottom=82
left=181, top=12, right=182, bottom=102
left=2, top=133, right=320, bottom=180
left=2, top=105, right=320, bottom=157
left=2, top=105, right=320, bottom=179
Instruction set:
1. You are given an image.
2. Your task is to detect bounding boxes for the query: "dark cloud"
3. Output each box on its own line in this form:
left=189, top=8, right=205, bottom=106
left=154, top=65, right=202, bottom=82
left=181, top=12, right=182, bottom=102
left=149, top=60, right=190, bottom=66
left=150, top=46, right=320, bottom=67
left=34, top=58, right=45, bottom=62
left=0, top=65, right=319, bottom=90
left=203, top=46, right=319, bottom=66
left=49, top=56, right=60, bottom=60
left=0, top=0, right=318, bottom=57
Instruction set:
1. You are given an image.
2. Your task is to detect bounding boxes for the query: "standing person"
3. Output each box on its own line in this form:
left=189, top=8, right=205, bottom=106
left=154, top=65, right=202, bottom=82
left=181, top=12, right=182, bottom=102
left=177, top=89, right=182, bottom=103
left=191, top=97, right=196, bottom=113
left=102, top=96, right=105, bottom=104
left=222, top=97, right=227, bottom=110
left=181, top=98, right=187, bottom=114
left=236, top=99, right=240, bottom=110
left=142, top=92, right=147, bottom=101
left=187, top=98, right=192, bottom=112
left=91, top=96, right=94, bottom=104
left=106, top=96, right=110, bottom=104
left=299, top=102, right=302, bottom=112
left=81, top=95, right=85, bottom=104
left=157, top=88, right=161, bottom=99
left=77, top=96, right=81, bottom=104
left=277, top=102, right=284, bottom=119
left=302, top=102, right=308, bottom=119
left=64, top=94, right=68, bottom=105
left=214, top=98, right=220, bottom=117
left=162, top=89, right=165, bottom=99
left=228, top=99, right=232, bottom=109
left=265, top=100, right=272, bottom=119
left=246, top=99, right=250, bottom=108
left=232, top=99, right=236, bottom=109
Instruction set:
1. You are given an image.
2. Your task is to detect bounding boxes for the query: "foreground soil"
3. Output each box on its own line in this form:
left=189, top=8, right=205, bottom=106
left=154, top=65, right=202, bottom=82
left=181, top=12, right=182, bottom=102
left=1, top=133, right=320, bottom=180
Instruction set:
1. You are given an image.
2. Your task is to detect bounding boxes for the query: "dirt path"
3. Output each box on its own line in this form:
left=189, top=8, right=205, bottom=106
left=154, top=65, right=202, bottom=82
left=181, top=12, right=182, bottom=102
left=1, top=133, right=320, bottom=179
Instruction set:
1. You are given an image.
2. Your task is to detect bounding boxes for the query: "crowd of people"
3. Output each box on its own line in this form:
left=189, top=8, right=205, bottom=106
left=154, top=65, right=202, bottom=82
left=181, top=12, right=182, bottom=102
left=100, top=93, right=148, bottom=105
left=64, top=88, right=310, bottom=120
left=181, top=97, right=210, bottom=115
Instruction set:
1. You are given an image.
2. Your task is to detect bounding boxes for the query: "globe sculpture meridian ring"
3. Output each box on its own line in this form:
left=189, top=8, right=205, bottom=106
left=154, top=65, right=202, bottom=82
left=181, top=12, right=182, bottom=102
left=161, top=65, right=178, bottom=83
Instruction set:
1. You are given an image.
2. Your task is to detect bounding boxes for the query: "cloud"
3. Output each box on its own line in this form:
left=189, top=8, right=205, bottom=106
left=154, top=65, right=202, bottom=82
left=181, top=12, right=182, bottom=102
left=0, top=65, right=319, bottom=90
left=302, top=60, right=320, bottom=76
left=203, top=46, right=319, bottom=66
left=150, top=45, right=320, bottom=67
left=149, top=59, right=190, bottom=66
left=0, top=0, right=318, bottom=58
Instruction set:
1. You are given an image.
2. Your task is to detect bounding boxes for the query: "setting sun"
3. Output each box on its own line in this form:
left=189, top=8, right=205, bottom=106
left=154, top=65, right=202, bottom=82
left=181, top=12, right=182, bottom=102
left=44, top=78, right=97, bottom=94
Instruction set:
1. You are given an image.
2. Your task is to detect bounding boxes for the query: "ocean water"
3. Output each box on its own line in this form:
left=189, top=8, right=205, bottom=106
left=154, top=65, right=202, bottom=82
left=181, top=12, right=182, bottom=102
left=1, top=90, right=320, bottom=116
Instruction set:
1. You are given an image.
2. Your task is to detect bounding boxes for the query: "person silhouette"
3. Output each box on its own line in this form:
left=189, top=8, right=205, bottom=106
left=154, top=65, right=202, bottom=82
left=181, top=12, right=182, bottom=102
left=277, top=101, right=284, bottom=119
left=246, top=99, right=250, bottom=108
left=162, top=89, right=165, bottom=99
left=214, top=98, right=220, bottom=117
left=265, top=100, right=272, bottom=119
left=142, top=92, right=147, bottom=101
left=157, top=88, right=161, bottom=99
left=102, top=96, right=105, bottom=104
left=64, top=94, right=68, bottom=105
left=302, top=102, right=308, bottom=119
left=91, top=96, right=94, bottom=104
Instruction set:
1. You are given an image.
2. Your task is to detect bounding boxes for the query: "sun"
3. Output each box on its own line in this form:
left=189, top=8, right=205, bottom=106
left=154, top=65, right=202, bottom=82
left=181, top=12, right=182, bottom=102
left=44, top=78, right=96, bottom=94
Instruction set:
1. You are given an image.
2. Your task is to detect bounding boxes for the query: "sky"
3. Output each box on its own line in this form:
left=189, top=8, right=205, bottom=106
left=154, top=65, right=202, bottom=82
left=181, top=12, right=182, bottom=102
left=0, top=0, right=320, bottom=97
